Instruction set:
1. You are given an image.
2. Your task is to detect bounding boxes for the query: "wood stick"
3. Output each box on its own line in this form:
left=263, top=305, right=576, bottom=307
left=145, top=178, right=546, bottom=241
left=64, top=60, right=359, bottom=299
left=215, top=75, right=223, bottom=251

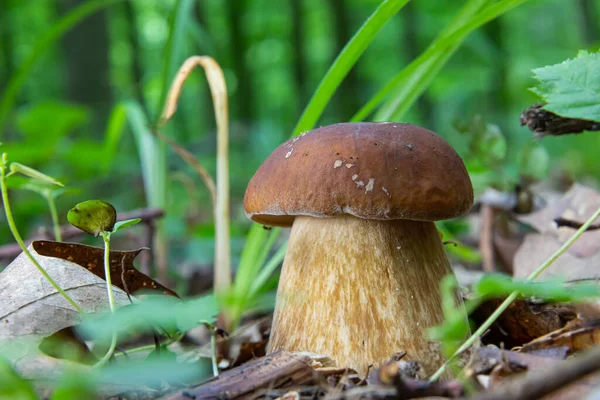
left=0, top=208, right=164, bottom=261
left=160, top=351, right=316, bottom=400
left=466, top=346, right=600, bottom=400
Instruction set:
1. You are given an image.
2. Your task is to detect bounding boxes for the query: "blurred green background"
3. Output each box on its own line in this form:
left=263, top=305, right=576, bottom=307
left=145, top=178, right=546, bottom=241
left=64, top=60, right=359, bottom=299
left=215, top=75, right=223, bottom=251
left=1, top=0, right=599, bottom=276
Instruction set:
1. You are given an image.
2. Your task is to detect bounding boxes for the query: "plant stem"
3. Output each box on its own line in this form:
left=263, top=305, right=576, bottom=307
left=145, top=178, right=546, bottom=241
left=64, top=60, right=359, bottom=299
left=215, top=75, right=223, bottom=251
left=429, top=205, right=600, bottom=381
left=0, top=155, right=82, bottom=313
left=94, top=231, right=117, bottom=367
left=47, top=194, right=62, bottom=242
left=100, top=231, right=116, bottom=312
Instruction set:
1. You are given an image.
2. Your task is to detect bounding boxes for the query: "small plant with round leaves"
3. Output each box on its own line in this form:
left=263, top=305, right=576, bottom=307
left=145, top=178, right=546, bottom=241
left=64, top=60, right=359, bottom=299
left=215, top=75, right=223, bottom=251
left=0, top=151, right=82, bottom=312
left=68, top=200, right=141, bottom=366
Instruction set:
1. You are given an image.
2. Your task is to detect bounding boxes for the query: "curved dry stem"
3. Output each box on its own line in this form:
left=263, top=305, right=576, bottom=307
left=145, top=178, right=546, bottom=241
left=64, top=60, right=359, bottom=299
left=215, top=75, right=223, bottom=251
left=159, top=56, right=231, bottom=293
left=156, top=131, right=217, bottom=205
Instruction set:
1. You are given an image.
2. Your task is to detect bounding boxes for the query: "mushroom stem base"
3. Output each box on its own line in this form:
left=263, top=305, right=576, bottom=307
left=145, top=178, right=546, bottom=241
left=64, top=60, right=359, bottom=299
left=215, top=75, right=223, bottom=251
left=267, top=215, right=463, bottom=377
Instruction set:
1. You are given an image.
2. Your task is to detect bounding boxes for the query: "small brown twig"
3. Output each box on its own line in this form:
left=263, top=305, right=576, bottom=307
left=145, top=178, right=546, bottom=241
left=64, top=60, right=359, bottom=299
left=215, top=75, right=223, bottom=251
left=465, top=346, right=600, bottom=400
left=0, top=208, right=164, bottom=261
left=554, top=217, right=600, bottom=231
left=520, top=103, right=600, bottom=137
left=480, top=204, right=496, bottom=273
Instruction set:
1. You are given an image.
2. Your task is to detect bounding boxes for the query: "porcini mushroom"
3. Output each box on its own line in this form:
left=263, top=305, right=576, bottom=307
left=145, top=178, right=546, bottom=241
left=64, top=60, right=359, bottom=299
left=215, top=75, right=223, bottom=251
left=243, top=122, right=473, bottom=376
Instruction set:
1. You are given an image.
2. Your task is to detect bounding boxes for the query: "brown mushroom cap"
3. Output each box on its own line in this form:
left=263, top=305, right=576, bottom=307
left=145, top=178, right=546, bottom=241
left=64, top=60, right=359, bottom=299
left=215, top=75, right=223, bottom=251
left=244, top=122, right=473, bottom=227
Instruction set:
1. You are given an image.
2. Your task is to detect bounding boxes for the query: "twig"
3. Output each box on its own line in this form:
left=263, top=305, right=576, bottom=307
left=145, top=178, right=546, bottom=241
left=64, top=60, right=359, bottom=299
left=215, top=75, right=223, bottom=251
left=520, top=103, right=600, bottom=137
left=554, top=217, right=600, bottom=231
left=465, top=346, right=600, bottom=400
left=0, top=208, right=164, bottom=261
left=480, top=204, right=495, bottom=273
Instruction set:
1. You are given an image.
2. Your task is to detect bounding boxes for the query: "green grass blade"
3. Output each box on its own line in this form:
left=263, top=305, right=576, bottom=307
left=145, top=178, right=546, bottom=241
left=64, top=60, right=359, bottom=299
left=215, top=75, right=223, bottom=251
left=101, top=103, right=127, bottom=173
left=0, top=0, right=124, bottom=135
left=353, top=0, right=530, bottom=122
left=292, top=0, right=410, bottom=136
left=352, top=0, right=489, bottom=122
left=124, top=101, right=166, bottom=209
left=249, top=241, right=288, bottom=298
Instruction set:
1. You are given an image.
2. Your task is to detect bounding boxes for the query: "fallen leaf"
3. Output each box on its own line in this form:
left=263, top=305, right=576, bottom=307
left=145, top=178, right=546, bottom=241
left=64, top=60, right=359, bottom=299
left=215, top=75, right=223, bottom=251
left=470, top=298, right=565, bottom=348
left=517, top=184, right=600, bottom=258
left=32, top=240, right=177, bottom=297
left=513, top=233, right=600, bottom=280
left=0, top=245, right=131, bottom=380
left=0, top=245, right=131, bottom=341
left=521, top=320, right=600, bottom=355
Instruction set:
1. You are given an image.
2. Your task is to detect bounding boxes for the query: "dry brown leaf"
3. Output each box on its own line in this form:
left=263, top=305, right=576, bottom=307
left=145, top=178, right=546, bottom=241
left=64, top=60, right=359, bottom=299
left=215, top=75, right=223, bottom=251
left=517, top=184, right=600, bottom=258
left=521, top=320, right=600, bottom=354
left=470, top=298, right=565, bottom=348
left=32, top=240, right=178, bottom=297
left=513, top=233, right=600, bottom=280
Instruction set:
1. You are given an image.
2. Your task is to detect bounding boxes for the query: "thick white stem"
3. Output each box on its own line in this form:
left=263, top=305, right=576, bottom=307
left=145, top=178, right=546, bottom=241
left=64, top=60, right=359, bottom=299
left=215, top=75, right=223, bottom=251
left=268, top=215, right=461, bottom=376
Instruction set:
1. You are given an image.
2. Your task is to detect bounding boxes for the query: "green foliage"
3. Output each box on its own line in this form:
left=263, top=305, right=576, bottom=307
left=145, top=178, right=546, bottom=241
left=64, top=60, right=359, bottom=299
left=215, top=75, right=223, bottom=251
left=67, top=200, right=117, bottom=237
left=112, top=218, right=142, bottom=234
left=293, top=0, right=410, bottom=135
left=79, top=295, right=218, bottom=342
left=0, top=0, right=124, bottom=134
left=8, top=163, right=64, bottom=187
left=531, top=50, right=600, bottom=122
left=0, top=358, right=37, bottom=400
left=475, top=274, right=600, bottom=302
left=50, top=370, right=97, bottom=400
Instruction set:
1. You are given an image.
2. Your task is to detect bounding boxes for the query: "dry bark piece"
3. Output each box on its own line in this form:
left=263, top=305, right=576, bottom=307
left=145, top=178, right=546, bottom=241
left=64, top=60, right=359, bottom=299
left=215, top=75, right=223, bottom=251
left=470, top=298, right=565, bottom=348
left=243, top=122, right=474, bottom=376
left=160, top=351, right=316, bottom=400
left=520, top=103, right=600, bottom=137
left=32, top=240, right=178, bottom=297
left=521, top=320, right=600, bottom=354
left=466, top=346, right=600, bottom=400
left=468, top=346, right=564, bottom=377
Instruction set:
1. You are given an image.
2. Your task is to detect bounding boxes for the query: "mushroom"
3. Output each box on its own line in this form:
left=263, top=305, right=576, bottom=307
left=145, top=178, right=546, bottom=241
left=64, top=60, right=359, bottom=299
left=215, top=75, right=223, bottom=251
left=243, top=122, right=473, bottom=376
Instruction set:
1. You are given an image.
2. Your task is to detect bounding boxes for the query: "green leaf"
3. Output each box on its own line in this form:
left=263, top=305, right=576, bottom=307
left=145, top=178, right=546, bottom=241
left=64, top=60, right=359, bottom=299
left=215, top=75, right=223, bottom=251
left=67, top=200, right=117, bottom=237
left=8, top=163, right=64, bottom=187
left=50, top=369, right=97, bottom=400
left=530, top=50, right=600, bottom=122
left=0, top=358, right=38, bottom=400
left=0, top=0, right=124, bottom=135
left=112, top=218, right=142, bottom=234
left=473, top=274, right=600, bottom=303
left=79, top=295, right=218, bottom=341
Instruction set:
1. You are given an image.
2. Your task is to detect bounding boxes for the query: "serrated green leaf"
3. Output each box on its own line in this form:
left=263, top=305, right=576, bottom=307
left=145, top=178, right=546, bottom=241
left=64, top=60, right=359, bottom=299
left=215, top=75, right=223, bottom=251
left=67, top=200, right=117, bottom=237
left=112, top=218, right=142, bottom=234
left=8, top=163, right=63, bottom=187
left=530, top=50, right=600, bottom=122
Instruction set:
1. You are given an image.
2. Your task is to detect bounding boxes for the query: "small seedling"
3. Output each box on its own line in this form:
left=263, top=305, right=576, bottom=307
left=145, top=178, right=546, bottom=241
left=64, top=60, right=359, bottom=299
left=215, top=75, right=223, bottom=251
left=68, top=199, right=141, bottom=366
left=17, top=180, right=73, bottom=242
left=0, top=152, right=82, bottom=312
